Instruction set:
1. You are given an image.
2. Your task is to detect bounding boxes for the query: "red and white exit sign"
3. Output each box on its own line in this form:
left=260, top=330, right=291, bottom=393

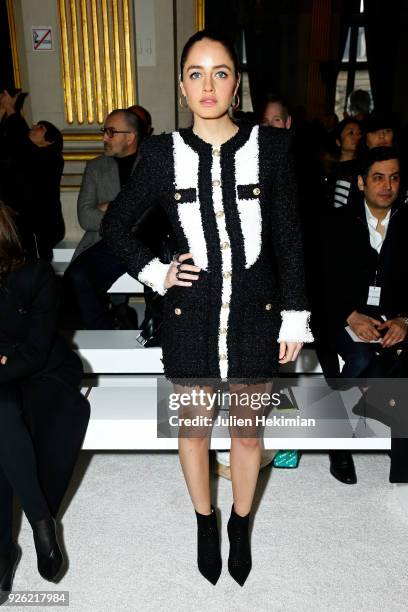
left=32, top=27, right=53, bottom=51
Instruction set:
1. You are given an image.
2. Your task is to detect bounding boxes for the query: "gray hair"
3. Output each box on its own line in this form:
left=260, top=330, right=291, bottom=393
left=108, top=109, right=140, bottom=136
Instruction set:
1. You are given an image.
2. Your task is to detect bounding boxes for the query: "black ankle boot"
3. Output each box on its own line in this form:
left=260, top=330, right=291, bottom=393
left=227, top=505, right=252, bottom=586
left=0, top=545, right=21, bottom=605
left=32, top=518, right=64, bottom=582
left=195, top=505, right=222, bottom=585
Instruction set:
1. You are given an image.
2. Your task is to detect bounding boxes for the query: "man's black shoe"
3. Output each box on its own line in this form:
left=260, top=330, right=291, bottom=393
left=329, top=450, right=357, bottom=484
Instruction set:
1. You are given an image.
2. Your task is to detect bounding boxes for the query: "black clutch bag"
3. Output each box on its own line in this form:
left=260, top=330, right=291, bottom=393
left=132, top=204, right=177, bottom=348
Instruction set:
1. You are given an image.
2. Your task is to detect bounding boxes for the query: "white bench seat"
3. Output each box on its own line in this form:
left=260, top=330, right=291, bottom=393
left=71, top=330, right=163, bottom=373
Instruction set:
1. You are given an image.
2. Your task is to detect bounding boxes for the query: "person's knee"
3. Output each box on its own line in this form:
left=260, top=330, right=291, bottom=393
left=65, top=259, right=91, bottom=291
left=348, top=350, right=373, bottom=376
left=0, top=384, right=20, bottom=413
left=64, top=265, right=81, bottom=289
left=230, top=436, right=260, bottom=449
left=179, top=431, right=211, bottom=442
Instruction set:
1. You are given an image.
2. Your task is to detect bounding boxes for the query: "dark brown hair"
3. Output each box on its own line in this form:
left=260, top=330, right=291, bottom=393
left=180, top=29, right=240, bottom=80
left=0, top=201, right=24, bottom=281
left=37, top=120, right=64, bottom=152
left=359, top=146, right=400, bottom=183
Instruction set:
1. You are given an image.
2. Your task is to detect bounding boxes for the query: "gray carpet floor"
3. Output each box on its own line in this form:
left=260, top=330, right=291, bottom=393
left=8, top=451, right=408, bottom=612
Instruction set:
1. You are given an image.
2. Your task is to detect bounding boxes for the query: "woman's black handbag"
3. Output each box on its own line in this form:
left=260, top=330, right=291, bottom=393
left=353, top=347, right=408, bottom=433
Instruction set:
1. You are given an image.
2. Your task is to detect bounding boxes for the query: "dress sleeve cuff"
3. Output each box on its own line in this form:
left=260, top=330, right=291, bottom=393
left=277, top=310, right=314, bottom=343
left=137, top=258, right=170, bottom=296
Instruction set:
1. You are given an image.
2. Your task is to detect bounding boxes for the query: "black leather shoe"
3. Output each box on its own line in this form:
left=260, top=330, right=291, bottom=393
left=227, top=505, right=252, bottom=586
left=329, top=451, right=357, bottom=484
left=195, top=505, right=222, bottom=585
left=32, top=518, right=64, bottom=582
left=0, top=545, right=21, bottom=605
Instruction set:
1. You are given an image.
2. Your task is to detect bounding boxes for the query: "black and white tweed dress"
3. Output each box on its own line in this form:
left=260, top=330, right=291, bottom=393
left=101, top=124, right=313, bottom=381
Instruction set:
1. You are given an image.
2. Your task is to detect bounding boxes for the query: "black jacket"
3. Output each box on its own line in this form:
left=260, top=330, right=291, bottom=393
left=0, top=259, right=79, bottom=383
left=102, top=125, right=312, bottom=380
left=323, top=195, right=408, bottom=332
left=0, top=114, right=65, bottom=259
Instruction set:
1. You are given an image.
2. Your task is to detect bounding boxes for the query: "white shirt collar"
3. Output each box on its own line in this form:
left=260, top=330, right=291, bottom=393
left=364, top=200, right=391, bottom=253
left=364, top=201, right=391, bottom=229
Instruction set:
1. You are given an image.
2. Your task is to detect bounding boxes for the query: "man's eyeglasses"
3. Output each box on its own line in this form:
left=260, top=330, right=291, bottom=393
left=100, top=127, right=131, bottom=138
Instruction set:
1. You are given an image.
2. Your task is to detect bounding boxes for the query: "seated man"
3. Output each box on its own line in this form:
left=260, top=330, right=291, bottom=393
left=323, top=146, right=408, bottom=483
left=65, top=108, right=143, bottom=329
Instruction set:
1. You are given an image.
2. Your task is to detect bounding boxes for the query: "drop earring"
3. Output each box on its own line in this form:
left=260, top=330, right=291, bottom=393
left=179, top=95, right=188, bottom=109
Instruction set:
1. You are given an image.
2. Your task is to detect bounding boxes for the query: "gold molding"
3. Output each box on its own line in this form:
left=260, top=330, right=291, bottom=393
left=91, top=0, right=104, bottom=123
left=112, top=0, right=123, bottom=108
left=195, top=0, right=205, bottom=31
left=6, top=0, right=21, bottom=88
left=63, top=131, right=102, bottom=141
left=101, top=0, right=113, bottom=115
left=58, top=0, right=74, bottom=123
left=61, top=184, right=82, bottom=190
left=123, top=0, right=134, bottom=107
left=63, top=151, right=101, bottom=161
left=80, top=0, right=94, bottom=123
left=57, top=0, right=136, bottom=125
left=70, top=0, right=84, bottom=123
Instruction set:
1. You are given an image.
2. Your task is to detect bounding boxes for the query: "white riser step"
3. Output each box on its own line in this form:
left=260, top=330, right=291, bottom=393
left=71, top=330, right=163, bottom=373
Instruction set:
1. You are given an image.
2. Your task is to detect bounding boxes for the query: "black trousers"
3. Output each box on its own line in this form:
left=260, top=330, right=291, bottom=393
left=64, top=240, right=127, bottom=329
left=0, top=354, right=90, bottom=554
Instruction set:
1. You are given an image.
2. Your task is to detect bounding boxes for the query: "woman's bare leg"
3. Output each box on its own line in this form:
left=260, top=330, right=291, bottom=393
left=230, top=437, right=262, bottom=516
left=176, top=384, right=222, bottom=584
left=177, top=385, right=215, bottom=515
left=229, top=382, right=268, bottom=516
left=179, top=437, right=212, bottom=514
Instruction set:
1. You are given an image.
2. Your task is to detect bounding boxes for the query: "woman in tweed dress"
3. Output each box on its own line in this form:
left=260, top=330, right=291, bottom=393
left=102, top=30, right=313, bottom=586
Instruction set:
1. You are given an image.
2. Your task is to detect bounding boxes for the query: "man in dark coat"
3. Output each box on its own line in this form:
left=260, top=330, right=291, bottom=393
left=323, top=146, right=408, bottom=483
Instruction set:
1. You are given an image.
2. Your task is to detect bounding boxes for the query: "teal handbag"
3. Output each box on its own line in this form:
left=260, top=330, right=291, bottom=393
left=272, top=450, right=300, bottom=469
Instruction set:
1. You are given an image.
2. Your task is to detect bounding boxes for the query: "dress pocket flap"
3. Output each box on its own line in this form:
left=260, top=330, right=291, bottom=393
left=237, top=183, right=261, bottom=200
left=173, top=188, right=197, bottom=203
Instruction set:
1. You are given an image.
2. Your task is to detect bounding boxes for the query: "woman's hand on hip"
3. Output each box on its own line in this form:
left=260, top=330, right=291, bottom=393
left=278, top=342, right=303, bottom=364
left=164, top=252, right=201, bottom=289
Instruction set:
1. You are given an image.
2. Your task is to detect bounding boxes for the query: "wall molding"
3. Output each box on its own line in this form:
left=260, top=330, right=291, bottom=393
left=6, top=0, right=21, bottom=88
left=195, top=0, right=205, bottom=31
left=57, top=0, right=136, bottom=126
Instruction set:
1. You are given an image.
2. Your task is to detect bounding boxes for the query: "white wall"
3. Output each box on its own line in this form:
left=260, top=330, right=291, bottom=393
left=175, top=0, right=195, bottom=128
left=134, top=0, right=176, bottom=134
left=18, top=0, right=65, bottom=128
